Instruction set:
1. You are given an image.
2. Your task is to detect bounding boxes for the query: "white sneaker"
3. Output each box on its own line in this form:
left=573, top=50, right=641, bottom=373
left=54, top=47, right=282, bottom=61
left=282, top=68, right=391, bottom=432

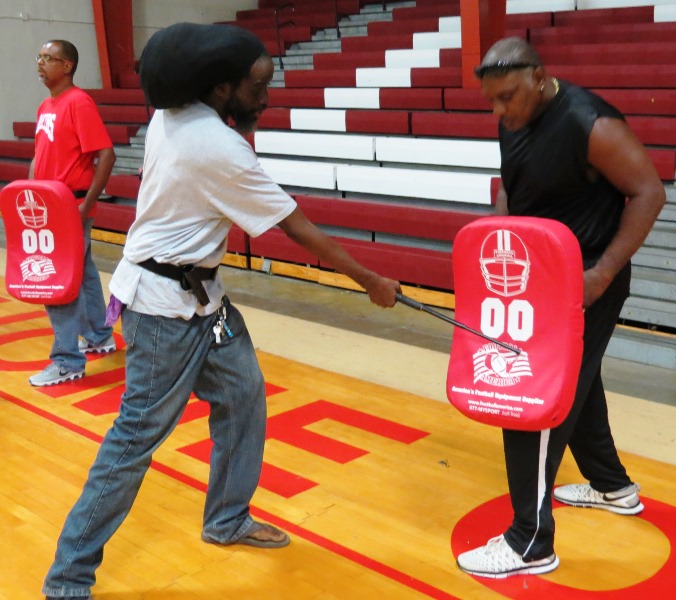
left=79, top=335, right=116, bottom=354
left=457, top=535, right=559, bottom=579
left=29, top=363, right=84, bottom=387
left=554, top=483, right=644, bottom=515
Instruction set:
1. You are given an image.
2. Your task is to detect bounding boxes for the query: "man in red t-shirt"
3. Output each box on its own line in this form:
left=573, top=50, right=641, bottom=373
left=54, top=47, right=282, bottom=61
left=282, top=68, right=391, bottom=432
left=29, top=39, right=117, bottom=387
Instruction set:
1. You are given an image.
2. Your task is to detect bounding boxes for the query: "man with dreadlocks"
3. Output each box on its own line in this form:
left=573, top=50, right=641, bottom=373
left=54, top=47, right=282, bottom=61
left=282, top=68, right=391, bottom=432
left=455, top=37, right=664, bottom=579
left=43, top=23, right=399, bottom=599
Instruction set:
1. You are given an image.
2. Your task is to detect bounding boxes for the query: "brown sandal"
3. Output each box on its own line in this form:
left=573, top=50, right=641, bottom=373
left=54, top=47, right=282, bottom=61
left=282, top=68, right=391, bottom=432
left=235, top=521, right=290, bottom=548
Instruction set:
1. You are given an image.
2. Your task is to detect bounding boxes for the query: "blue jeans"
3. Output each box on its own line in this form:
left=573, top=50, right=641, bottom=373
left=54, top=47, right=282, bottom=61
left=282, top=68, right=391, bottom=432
left=43, top=300, right=267, bottom=598
left=45, top=218, right=112, bottom=371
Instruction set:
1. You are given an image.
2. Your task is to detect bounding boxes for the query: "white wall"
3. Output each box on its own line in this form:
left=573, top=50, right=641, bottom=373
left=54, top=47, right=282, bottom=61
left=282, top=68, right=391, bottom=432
left=0, top=0, right=256, bottom=139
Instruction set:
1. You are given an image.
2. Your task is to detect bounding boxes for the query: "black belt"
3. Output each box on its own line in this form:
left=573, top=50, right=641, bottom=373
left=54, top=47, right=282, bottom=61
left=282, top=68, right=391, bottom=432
left=72, top=190, right=88, bottom=199
left=137, top=258, right=217, bottom=306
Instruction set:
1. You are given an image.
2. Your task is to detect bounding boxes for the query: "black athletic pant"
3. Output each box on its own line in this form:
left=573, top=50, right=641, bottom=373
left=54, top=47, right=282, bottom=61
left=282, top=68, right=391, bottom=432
left=502, top=262, right=633, bottom=561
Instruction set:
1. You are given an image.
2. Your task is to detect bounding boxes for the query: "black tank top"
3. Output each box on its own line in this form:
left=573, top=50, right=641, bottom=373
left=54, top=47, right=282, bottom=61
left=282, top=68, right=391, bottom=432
left=499, top=81, right=626, bottom=265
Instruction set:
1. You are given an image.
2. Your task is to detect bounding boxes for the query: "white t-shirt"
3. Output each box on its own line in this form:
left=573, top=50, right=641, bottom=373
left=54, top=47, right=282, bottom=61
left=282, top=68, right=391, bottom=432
left=110, top=102, right=296, bottom=319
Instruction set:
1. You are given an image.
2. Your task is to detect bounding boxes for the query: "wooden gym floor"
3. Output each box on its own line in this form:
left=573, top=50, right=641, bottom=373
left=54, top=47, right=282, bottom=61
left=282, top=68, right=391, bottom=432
left=0, top=244, right=675, bottom=600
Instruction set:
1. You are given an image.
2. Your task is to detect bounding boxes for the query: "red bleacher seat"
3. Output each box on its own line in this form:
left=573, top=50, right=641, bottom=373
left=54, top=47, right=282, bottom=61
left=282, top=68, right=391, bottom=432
left=0, top=161, right=29, bottom=181
left=550, top=65, right=676, bottom=89
left=268, top=88, right=326, bottom=108
left=85, top=88, right=146, bottom=105
left=0, top=140, right=34, bottom=160
left=346, top=110, right=410, bottom=134
left=531, top=22, right=676, bottom=46
left=380, top=89, right=443, bottom=110
left=295, top=195, right=480, bottom=242
left=627, top=117, right=676, bottom=147
left=392, top=3, right=460, bottom=21
left=412, top=112, right=497, bottom=138
left=368, top=17, right=442, bottom=36
left=505, top=12, right=553, bottom=29
left=443, top=88, right=491, bottom=111
left=94, top=202, right=136, bottom=232
left=249, top=194, right=486, bottom=290
left=97, top=105, right=150, bottom=125
left=106, top=174, right=141, bottom=200
left=553, top=6, right=654, bottom=27
left=258, top=108, right=292, bottom=130
left=538, top=42, right=676, bottom=66
left=342, top=34, right=414, bottom=53
left=324, top=236, right=453, bottom=289
left=412, top=67, right=461, bottom=88
left=284, top=70, right=357, bottom=88
left=592, top=89, right=676, bottom=117
left=314, top=52, right=386, bottom=70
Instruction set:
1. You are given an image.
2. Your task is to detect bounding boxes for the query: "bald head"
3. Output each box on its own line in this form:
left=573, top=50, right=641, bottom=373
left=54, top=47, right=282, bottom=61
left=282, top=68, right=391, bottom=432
left=475, top=37, right=542, bottom=79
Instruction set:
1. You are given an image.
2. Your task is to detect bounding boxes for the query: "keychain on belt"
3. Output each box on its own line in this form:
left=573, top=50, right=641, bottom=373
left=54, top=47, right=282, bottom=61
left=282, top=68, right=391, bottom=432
left=212, top=299, right=233, bottom=344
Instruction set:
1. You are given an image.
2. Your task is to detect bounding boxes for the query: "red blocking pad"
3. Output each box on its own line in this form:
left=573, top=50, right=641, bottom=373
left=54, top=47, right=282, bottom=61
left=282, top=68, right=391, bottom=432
left=0, top=180, right=84, bottom=304
left=447, top=216, right=584, bottom=431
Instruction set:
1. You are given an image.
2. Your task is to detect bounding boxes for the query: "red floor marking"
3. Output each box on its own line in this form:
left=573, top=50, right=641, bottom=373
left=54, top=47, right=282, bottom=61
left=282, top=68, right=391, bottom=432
left=0, top=309, right=46, bottom=324
left=2, top=388, right=461, bottom=600
left=73, top=384, right=126, bottom=415
left=451, top=492, right=676, bottom=599
left=267, top=399, right=428, bottom=462
left=179, top=399, right=210, bottom=423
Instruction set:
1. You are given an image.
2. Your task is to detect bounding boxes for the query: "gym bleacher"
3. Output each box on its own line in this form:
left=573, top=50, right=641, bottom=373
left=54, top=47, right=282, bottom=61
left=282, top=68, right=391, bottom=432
left=0, top=0, right=674, bottom=367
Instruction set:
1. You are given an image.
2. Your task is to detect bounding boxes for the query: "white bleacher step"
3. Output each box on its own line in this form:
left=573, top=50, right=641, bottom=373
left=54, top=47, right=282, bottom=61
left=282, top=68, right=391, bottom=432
left=255, top=131, right=376, bottom=161
left=620, top=295, right=676, bottom=329
left=631, top=268, right=676, bottom=302
left=289, top=108, right=348, bottom=131
left=658, top=203, right=676, bottom=223
left=645, top=223, right=676, bottom=249
left=412, top=31, right=462, bottom=51
left=634, top=247, right=676, bottom=271
left=324, top=88, right=381, bottom=108
left=375, top=136, right=501, bottom=169
left=578, top=0, right=676, bottom=11
left=259, top=157, right=337, bottom=190
left=438, top=17, right=462, bottom=32
left=256, top=157, right=493, bottom=204
left=114, top=146, right=144, bottom=160
left=113, top=157, right=143, bottom=172
left=254, top=131, right=502, bottom=170
left=314, top=25, right=369, bottom=39
left=607, top=327, right=676, bottom=369
left=655, top=5, right=676, bottom=22
left=290, top=40, right=342, bottom=53
left=272, top=55, right=314, bottom=67
left=665, top=185, right=676, bottom=203
left=507, top=0, right=576, bottom=13
left=341, top=12, right=393, bottom=25
left=336, top=164, right=493, bottom=204
left=361, top=2, right=414, bottom=14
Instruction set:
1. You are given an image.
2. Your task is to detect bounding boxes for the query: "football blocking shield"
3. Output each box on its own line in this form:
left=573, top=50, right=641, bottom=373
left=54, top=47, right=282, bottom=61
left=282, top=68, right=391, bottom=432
left=447, top=216, right=584, bottom=431
left=0, top=180, right=84, bottom=304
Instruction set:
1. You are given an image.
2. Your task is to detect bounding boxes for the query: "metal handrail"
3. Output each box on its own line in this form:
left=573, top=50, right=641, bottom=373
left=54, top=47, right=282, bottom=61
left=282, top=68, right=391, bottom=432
left=274, top=3, right=295, bottom=70
left=333, top=0, right=341, bottom=39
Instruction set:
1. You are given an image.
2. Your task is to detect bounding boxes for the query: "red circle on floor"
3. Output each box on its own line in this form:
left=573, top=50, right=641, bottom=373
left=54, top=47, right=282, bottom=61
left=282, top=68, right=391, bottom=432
left=451, top=492, right=675, bottom=599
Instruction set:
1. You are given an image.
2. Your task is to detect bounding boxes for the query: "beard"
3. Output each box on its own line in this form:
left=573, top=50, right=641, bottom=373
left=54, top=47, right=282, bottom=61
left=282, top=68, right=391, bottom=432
left=227, top=96, right=263, bottom=135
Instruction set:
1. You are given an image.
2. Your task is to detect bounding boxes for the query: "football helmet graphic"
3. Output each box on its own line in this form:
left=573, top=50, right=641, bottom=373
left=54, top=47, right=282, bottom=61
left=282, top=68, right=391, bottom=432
left=16, top=188, right=48, bottom=228
left=479, top=229, right=530, bottom=297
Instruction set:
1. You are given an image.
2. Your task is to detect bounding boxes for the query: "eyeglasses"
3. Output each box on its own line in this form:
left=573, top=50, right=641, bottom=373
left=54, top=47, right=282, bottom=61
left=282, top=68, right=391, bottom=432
left=474, top=61, right=540, bottom=78
left=36, top=54, right=67, bottom=64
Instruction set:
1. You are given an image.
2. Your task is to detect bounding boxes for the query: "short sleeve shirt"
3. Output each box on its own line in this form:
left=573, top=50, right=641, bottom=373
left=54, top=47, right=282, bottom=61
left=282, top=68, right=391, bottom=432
left=34, top=87, right=112, bottom=192
left=109, top=101, right=297, bottom=319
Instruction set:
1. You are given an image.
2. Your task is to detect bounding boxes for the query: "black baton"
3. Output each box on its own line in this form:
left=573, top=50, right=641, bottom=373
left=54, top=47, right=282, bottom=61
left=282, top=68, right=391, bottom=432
left=396, top=293, right=521, bottom=355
